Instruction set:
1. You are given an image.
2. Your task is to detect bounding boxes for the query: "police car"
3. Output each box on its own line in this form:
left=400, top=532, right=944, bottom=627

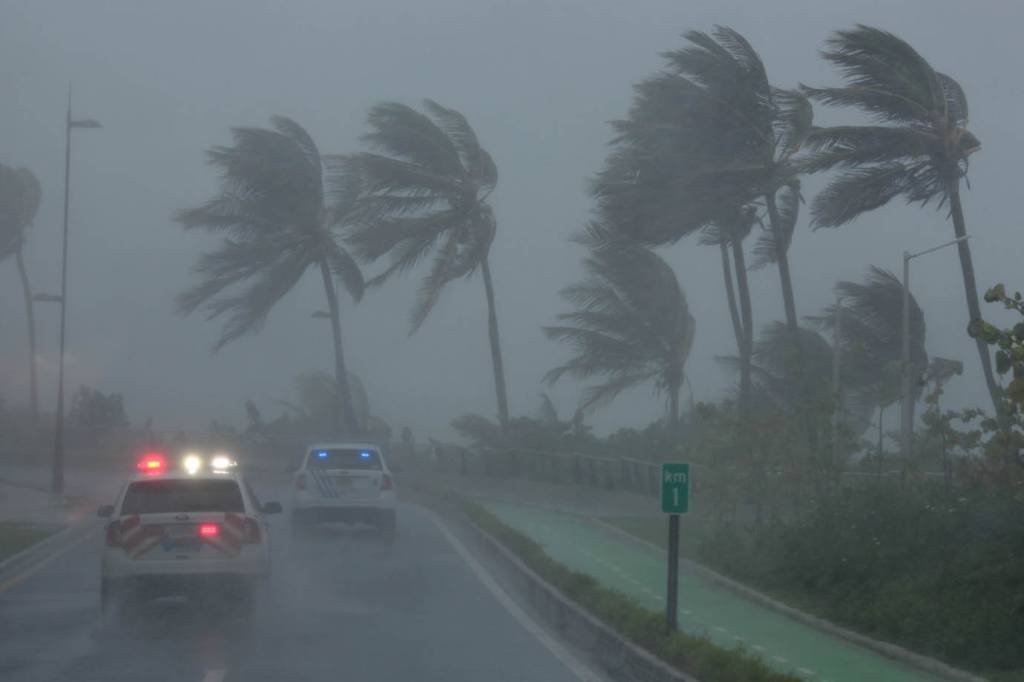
left=97, top=452, right=282, bottom=615
left=290, top=442, right=397, bottom=536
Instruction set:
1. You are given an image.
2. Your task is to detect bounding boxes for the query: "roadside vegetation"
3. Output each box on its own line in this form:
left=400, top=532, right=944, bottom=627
left=0, top=522, right=51, bottom=563
left=459, top=497, right=800, bottom=682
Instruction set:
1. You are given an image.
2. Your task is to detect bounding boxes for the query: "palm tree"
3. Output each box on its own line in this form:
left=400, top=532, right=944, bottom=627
left=801, top=25, right=994, bottom=414
left=594, top=26, right=812, bottom=334
left=0, top=165, right=42, bottom=423
left=176, top=117, right=365, bottom=435
left=348, top=100, right=509, bottom=426
left=810, top=266, right=927, bottom=464
left=543, top=222, right=695, bottom=429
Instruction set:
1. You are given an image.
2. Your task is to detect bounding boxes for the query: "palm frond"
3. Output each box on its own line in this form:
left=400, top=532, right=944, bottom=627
left=363, top=102, right=464, bottom=178
left=800, top=125, right=934, bottom=174
left=422, top=99, right=497, bottom=191
left=810, top=163, right=940, bottom=227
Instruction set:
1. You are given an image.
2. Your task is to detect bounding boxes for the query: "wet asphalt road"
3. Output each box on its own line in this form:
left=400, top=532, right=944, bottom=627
left=0, top=483, right=586, bottom=682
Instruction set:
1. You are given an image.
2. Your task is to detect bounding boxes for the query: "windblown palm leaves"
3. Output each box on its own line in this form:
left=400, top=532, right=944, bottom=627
left=348, top=100, right=510, bottom=425
left=801, top=25, right=995, bottom=413
left=544, top=222, right=695, bottom=427
left=176, top=116, right=365, bottom=434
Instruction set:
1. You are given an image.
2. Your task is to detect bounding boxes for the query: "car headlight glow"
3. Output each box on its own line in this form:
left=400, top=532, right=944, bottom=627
left=211, top=454, right=235, bottom=471
left=183, top=453, right=203, bottom=475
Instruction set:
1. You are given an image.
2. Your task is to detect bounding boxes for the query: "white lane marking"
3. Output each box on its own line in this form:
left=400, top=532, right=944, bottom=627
left=682, top=609, right=692, bottom=615
left=626, top=577, right=640, bottom=585
left=797, top=667, right=816, bottom=676
left=752, top=644, right=766, bottom=652
left=651, top=595, right=662, bottom=602
left=202, top=670, right=226, bottom=682
left=0, top=527, right=101, bottom=593
left=773, top=656, right=789, bottom=664
left=427, top=510, right=605, bottom=682
left=640, top=586, right=653, bottom=594
left=713, top=626, right=727, bottom=633
left=732, top=635, right=745, bottom=643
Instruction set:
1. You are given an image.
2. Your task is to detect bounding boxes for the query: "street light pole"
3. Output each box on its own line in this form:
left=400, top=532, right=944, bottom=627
left=899, top=235, right=971, bottom=470
left=51, top=84, right=100, bottom=495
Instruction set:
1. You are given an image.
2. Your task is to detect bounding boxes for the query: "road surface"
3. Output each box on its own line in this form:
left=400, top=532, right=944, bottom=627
left=483, top=500, right=940, bottom=682
left=0, top=481, right=594, bottom=682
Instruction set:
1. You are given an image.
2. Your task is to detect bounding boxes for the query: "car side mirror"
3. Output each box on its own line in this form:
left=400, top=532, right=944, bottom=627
left=261, top=501, right=283, bottom=515
left=97, top=505, right=115, bottom=518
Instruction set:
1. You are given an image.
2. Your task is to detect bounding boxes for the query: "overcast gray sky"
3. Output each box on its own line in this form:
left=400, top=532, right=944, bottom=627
left=1, top=0, right=1021, bottom=442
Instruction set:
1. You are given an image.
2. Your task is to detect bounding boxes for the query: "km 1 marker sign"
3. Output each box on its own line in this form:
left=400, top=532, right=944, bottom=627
left=661, top=462, right=690, bottom=514
left=661, top=462, right=690, bottom=633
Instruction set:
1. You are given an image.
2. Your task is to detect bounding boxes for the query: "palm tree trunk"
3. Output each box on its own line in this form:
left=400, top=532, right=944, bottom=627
left=765, top=192, right=798, bottom=332
left=668, top=380, right=681, bottom=432
left=948, top=182, right=1002, bottom=417
left=731, top=239, right=754, bottom=419
left=480, top=256, right=510, bottom=427
left=318, top=260, right=360, bottom=436
left=15, top=248, right=38, bottom=424
left=877, top=405, right=884, bottom=479
left=720, top=242, right=744, bottom=355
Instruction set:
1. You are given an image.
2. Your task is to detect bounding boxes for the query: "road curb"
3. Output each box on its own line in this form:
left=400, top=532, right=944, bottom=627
left=586, top=516, right=987, bottom=682
left=438, top=499, right=699, bottom=682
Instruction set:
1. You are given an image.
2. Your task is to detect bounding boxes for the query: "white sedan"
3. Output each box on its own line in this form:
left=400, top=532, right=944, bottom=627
left=290, top=442, right=397, bottom=536
left=98, top=453, right=281, bottom=616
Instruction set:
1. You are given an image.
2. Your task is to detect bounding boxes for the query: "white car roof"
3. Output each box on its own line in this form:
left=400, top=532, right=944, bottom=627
left=126, top=471, right=244, bottom=483
left=305, top=442, right=383, bottom=452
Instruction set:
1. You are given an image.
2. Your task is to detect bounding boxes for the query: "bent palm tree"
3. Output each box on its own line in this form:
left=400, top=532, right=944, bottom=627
left=544, top=222, right=695, bottom=429
left=177, top=117, right=365, bottom=435
left=596, top=26, right=812, bottom=333
left=810, top=266, right=927, bottom=445
left=348, top=100, right=509, bottom=426
left=801, top=25, right=994, bottom=413
left=0, top=165, right=42, bottom=423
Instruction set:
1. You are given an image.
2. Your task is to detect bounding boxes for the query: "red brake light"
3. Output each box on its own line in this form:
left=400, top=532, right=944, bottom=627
left=105, top=521, right=121, bottom=547
left=295, top=473, right=307, bottom=491
left=381, top=474, right=394, bottom=491
left=198, top=523, right=219, bottom=537
left=243, top=518, right=262, bottom=544
left=137, top=453, right=166, bottom=475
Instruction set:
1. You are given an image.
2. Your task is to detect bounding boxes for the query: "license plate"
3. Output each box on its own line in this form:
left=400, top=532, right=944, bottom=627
left=332, top=476, right=352, bottom=488
left=167, top=525, right=196, bottom=538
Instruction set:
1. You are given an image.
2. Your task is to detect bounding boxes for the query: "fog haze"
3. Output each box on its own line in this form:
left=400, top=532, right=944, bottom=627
left=2, top=0, right=1021, bottom=439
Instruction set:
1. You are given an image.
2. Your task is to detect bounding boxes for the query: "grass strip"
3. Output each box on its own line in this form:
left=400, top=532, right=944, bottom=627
left=459, top=497, right=799, bottom=682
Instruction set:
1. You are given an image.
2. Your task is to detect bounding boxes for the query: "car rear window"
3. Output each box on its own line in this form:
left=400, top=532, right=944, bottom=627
left=307, top=448, right=382, bottom=471
left=120, top=479, right=245, bottom=514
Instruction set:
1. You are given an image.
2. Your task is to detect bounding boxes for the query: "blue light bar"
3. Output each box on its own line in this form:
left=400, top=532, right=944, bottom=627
left=360, top=452, right=371, bottom=459
left=317, top=451, right=328, bottom=458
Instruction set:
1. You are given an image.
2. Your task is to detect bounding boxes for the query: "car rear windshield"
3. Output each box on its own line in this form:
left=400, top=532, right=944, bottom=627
left=120, top=479, right=245, bottom=514
left=307, top=448, right=382, bottom=471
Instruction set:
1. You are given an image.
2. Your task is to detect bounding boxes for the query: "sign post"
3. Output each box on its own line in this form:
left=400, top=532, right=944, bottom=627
left=661, top=462, right=690, bottom=633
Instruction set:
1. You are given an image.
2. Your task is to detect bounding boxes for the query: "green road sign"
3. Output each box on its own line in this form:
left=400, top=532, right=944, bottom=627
left=661, top=462, right=690, bottom=514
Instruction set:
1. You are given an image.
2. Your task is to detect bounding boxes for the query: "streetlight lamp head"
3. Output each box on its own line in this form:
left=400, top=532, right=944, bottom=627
left=69, top=118, right=101, bottom=129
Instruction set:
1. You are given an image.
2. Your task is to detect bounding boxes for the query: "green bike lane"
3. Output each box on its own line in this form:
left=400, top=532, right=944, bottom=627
left=482, top=500, right=939, bottom=682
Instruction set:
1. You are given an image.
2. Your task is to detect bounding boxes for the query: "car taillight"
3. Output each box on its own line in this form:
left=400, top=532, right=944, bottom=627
left=243, top=518, right=262, bottom=544
left=105, top=521, right=121, bottom=547
left=199, top=523, right=219, bottom=537
left=295, top=473, right=307, bottom=491
left=380, top=474, right=394, bottom=491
